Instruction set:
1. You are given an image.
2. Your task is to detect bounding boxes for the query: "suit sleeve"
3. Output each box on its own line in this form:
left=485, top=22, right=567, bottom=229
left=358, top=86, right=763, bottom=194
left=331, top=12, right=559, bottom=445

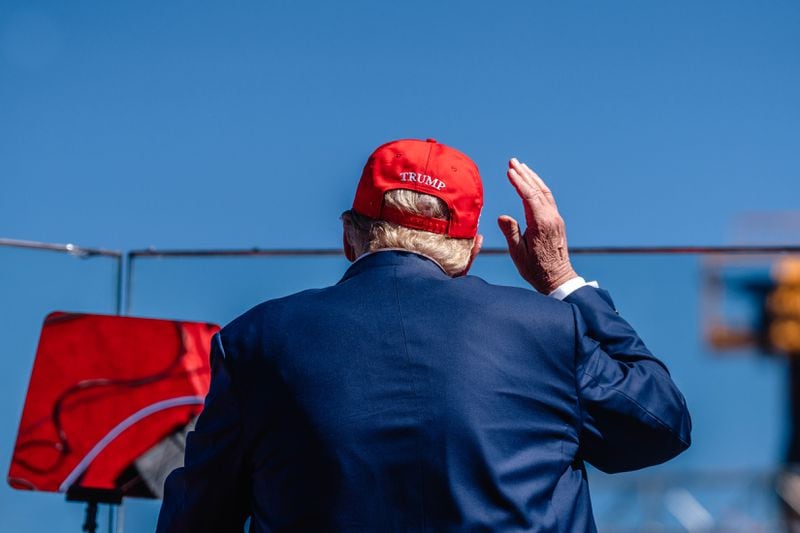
left=156, top=332, right=250, bottom=533
left=566, top=286, right=692, bottom=473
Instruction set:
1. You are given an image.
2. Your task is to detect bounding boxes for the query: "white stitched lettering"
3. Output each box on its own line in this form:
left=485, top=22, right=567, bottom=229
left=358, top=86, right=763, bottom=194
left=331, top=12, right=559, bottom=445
left=397, top=172, right=446, bottom=190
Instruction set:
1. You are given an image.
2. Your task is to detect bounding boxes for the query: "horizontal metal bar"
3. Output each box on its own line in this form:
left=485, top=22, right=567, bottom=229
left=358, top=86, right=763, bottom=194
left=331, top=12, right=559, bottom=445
left=129, top=248, right=345, bottom=258
left=571, top=245, right=800, bottom=254
left=128, top=245, right=800, bottom=259
left=0, top=237, right=122, bottom=258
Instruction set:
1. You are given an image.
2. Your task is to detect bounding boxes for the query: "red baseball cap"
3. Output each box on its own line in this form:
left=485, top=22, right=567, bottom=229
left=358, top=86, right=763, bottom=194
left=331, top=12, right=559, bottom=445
left=352, top=138, right=484, bottom=238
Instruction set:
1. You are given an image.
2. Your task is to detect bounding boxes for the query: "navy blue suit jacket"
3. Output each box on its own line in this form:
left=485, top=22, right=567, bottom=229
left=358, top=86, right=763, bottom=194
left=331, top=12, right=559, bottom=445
left=156, top=251, right=691, bottom=532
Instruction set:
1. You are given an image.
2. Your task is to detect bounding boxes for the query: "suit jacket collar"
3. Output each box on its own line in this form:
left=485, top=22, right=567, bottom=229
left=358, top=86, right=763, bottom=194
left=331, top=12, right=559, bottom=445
left=338, top=250, right=450, bottom=284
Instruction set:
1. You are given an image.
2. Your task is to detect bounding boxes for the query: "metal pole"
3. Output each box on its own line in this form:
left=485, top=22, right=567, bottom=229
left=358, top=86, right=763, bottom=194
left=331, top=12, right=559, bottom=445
left=82, top=501, right=98, bottom=533
left=124, top=252, right=134, bottom=316
left=116, top=501, right=125, bottom=533
left=114, top=256, right=123, bottom=316
left=107, top=504, right=114, bottom=533
left=0, top=237, right=121, bottom=258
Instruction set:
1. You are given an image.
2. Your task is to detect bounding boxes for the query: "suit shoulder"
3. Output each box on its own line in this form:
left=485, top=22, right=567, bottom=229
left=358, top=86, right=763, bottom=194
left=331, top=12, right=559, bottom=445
left=457, top=275, right=572, bottom=309
left=224, top=288, right=323, bottom=328
left=218, top=288, right=325, bottom=355
left=445, top=275, right=577, bottom=333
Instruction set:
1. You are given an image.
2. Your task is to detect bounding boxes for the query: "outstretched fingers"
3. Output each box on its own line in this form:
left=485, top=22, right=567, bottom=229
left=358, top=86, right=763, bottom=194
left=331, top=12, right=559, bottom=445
left=506, top=165, right=536, bottom=201
left=521, top=162, right=556, bottom=208
left=508, top=159, right=552, bottom=205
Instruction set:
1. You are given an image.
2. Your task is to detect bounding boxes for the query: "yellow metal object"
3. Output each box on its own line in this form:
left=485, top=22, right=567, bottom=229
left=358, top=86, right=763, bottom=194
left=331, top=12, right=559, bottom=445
left=769, top=257, right=800, bottom=354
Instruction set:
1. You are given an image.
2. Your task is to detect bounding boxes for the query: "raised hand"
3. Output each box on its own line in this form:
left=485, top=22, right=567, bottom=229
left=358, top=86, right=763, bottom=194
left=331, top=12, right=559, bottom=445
left=497, top=158, right=578, bottom=294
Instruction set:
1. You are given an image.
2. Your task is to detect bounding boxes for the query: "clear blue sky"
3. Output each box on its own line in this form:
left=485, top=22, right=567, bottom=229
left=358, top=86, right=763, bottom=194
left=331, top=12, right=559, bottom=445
left=2, top=0, right=798, bottom=250
left=2, top=1, right=799, bottom=530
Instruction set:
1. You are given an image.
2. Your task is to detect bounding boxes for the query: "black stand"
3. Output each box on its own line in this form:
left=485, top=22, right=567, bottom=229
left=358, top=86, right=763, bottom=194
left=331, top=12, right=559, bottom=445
left=66, top=487, right=122, bottom=533
left=82, top=501, right=99, bottom=533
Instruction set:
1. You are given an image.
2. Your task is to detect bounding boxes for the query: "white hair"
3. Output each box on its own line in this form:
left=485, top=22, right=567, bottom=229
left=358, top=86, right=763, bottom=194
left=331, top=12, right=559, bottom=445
left=342, top=189, right=475, bottom=276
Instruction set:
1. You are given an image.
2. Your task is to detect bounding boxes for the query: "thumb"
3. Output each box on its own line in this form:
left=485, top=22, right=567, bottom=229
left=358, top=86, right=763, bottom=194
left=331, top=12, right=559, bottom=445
left=497, top=215, right=522, bottom=252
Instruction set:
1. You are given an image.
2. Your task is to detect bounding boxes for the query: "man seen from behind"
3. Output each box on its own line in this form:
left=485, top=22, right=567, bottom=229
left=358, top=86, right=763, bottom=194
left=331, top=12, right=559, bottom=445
left=157, top=138, right=692, bottom=532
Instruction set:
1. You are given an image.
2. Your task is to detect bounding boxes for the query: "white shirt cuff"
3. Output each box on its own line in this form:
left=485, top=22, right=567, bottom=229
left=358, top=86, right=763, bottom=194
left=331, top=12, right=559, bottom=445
left=548, top=277, right=599, bottom=300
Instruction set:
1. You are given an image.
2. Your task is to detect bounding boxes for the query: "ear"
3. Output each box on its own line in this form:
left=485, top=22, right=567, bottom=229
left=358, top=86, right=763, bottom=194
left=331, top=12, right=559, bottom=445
left=343, top=226, right=356, bottom=262
left=458, top=234, right=483, bottom=276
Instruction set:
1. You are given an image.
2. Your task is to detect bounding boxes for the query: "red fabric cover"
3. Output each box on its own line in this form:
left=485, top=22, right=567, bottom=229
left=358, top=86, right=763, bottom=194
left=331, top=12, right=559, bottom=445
left=7, top=312, right=218, bottom=494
